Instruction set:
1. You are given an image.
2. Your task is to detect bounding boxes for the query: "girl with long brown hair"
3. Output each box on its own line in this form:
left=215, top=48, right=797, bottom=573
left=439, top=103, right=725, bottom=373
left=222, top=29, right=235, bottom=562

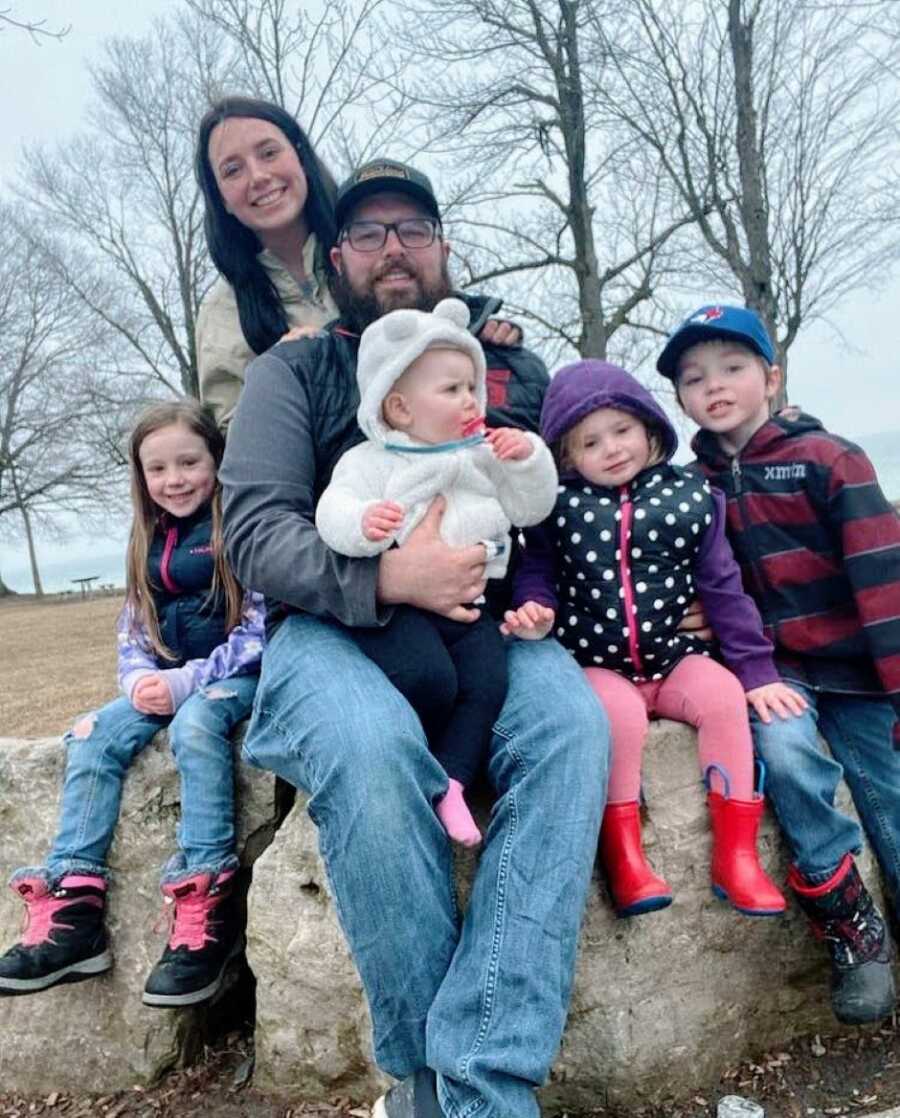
left=0, top=398, right=265, bottom=1008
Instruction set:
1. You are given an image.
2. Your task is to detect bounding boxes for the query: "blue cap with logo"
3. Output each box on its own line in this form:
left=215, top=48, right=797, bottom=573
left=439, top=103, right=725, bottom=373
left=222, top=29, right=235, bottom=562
left=656, top=304, right=775, bottom=381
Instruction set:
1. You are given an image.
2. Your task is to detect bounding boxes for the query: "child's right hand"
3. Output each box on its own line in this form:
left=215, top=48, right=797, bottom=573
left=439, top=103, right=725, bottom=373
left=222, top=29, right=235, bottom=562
left=501, top=601, right=555, bottom=640
left=132, top=674, right=174, bottom=716
left=363, top=500, right=405, bottom=542
left=745, top=681, right=808, bottom=723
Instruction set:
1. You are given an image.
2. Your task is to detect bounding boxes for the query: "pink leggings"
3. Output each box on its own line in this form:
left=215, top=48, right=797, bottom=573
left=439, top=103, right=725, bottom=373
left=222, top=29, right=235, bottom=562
left=585, top=655, right=755, bottom=803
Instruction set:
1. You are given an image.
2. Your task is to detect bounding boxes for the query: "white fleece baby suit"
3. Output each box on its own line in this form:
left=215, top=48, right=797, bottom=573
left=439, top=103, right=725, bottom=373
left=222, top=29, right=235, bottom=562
left=315, top=298, right=557, bottom=578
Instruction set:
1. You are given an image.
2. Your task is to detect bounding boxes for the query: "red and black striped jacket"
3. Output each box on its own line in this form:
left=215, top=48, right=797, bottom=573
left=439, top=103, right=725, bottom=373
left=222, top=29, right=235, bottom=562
left=692, top=411, right=900, bottom=743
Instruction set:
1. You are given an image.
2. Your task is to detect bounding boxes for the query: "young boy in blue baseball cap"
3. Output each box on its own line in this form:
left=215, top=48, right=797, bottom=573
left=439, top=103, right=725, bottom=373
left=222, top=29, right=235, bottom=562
left=658, top=303, right=900, bottom=1026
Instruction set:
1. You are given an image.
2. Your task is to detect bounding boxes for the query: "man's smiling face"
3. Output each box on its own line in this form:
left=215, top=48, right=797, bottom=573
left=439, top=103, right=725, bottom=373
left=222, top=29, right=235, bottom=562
left=329, top=192, right=452, bottom=329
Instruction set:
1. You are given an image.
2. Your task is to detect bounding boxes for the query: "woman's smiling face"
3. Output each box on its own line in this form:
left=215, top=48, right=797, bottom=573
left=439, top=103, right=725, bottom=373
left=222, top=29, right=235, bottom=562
left=208, top=116, right=308, bottom=243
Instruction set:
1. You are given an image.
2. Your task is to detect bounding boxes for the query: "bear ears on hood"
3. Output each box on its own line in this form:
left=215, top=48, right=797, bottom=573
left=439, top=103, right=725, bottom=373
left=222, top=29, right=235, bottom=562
left=380, top=297, right=470, bottom=342
left=356, top=297, right=487, bottom=444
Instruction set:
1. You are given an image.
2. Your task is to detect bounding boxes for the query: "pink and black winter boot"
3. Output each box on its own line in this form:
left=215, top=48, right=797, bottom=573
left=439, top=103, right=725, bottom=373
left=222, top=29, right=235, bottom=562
left=142, top=869, right=243, bottom=1008
left=0, top=874, right=112, bottom=995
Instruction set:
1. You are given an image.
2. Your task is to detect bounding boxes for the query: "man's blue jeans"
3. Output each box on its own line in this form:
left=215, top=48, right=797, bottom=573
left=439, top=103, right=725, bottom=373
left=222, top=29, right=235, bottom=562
left=241, top=614, right=609, bottom=1118
left=30, top=677, right=257, bottom=883
left=751, top=683, right=900, bottom=910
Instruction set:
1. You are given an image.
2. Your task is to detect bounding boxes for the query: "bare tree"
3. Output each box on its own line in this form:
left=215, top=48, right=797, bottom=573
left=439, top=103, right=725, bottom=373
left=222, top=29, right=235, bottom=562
left=0, top=6, right=70, bottom=41
left=18, top=11, right=245, bottom=400
left=373, top=0, right=700, bottom=368
left=600, top=0, right=900, bottom=396
left=186, top=0, right=414, bottom=171
left=0, top=217, right=116, bottom=596
left=16, top=0, right=416, bottom=422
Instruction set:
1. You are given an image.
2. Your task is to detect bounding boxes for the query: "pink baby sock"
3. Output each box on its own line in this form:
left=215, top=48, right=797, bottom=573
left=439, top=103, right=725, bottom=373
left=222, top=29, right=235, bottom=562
left=436, top=779, right=482, bottom=848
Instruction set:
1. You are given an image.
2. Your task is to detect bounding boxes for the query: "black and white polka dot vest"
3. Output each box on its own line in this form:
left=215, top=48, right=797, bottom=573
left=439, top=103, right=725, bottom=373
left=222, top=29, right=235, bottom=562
left=551, top=465, right=715, bottom=681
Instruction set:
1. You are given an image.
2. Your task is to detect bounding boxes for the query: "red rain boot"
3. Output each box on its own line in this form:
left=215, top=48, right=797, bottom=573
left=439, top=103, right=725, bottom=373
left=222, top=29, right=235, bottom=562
left=707, top=792, right=786, bottom=916
left=600, top=801, right=673, bottom=917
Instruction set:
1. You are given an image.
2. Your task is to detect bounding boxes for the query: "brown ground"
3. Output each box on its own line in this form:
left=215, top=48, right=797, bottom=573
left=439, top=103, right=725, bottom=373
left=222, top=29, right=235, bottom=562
left=0, top=592, right=122, bottom=737
left=0, top=1022, right=896, bottom=1118
left=1, top=594, right=898, bottom=1118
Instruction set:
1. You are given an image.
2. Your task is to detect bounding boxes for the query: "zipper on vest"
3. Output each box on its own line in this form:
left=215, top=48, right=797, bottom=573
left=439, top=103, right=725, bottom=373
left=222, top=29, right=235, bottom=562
left=731, top=456, right=742, bottom=494
left=617, top=487, right=644, bottom=677
left=160, top=523, right=180, bottom=594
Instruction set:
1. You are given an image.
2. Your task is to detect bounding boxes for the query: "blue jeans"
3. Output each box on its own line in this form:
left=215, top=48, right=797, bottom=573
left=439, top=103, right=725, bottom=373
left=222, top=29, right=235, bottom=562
left=751, top=683, right=900, bottom=911
left=242, top=615, right=609, bottom=1118
left=36, top=676, right=257, bottom=882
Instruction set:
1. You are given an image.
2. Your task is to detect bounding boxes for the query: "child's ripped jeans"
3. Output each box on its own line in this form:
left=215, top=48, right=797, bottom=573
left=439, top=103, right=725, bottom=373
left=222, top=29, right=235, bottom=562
left=37, top=676, right=257, bottom=881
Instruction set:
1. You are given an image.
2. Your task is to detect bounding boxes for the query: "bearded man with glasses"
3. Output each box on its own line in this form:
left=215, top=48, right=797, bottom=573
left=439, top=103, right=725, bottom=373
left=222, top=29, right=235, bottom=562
left=219, top=158, right=610, bottom=1118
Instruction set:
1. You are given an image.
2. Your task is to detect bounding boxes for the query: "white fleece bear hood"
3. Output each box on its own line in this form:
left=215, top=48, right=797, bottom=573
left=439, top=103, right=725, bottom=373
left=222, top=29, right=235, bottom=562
left=316, top=296, right=558, bottom=576
left=356, top=298, right=487, bottom=444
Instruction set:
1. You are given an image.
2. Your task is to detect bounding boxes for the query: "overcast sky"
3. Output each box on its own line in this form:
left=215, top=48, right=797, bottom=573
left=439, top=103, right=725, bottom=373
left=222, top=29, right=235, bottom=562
left=1, top=0, right=898, bottom=591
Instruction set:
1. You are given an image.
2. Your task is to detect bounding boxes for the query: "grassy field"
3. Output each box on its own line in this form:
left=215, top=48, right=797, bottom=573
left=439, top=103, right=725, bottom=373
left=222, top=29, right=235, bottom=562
left=0, top=592, right=123, bottom=737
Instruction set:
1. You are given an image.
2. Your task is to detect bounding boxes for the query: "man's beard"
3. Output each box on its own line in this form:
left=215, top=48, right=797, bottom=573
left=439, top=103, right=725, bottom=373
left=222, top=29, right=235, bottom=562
left=329, top=256, right=454, bottom=333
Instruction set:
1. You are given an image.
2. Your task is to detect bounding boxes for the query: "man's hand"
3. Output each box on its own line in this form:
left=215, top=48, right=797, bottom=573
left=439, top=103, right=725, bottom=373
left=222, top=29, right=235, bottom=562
left=501, top=601, right=555, bottom=640
left=477, top=318, right=522, bottom=347
left=376, top=497, right=487, bottom=622
left=132, top=674, right=174, bottom=716
left=485, top=426, right=533, bottom=461
left=746, top=682, right=808, bottom=723
left=363, top=500, right=405, bottom=542
left=677, top=599, right=714, bottom=642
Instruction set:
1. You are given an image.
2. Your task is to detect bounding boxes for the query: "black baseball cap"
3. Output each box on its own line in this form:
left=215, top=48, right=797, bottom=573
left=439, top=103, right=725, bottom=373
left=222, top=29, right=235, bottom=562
left=334, top=159, right=441, bottom=230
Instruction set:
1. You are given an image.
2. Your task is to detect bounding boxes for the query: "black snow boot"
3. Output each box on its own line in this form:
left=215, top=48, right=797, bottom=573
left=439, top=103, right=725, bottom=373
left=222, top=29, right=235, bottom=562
left=142, top=869, right=243, bottom=1008
left=789, top=854, right=896, bottom=1025
left=0, top=873, right=111, bottom=995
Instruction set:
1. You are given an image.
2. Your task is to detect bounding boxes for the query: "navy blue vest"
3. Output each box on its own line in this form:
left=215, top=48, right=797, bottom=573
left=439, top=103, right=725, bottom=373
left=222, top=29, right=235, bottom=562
left=147, top=505, right=227, bottom=664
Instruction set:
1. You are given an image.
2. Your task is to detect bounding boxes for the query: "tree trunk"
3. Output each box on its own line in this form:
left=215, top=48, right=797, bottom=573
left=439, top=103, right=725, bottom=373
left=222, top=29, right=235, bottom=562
left=558, top=0, right=608, bottom=359
left=727, top=0, right=786, bottom=408
left=20, top=505, right=44, bottom=596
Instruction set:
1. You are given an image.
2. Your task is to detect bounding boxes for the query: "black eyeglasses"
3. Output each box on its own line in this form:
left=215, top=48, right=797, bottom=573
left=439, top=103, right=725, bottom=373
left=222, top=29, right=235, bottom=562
left=339, top=218, right=441, bottom=252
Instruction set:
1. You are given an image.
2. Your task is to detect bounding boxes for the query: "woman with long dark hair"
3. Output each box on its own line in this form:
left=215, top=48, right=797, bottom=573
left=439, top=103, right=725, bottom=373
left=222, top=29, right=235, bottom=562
left=195, top=97, right=339, bottom=428
left=195, top=97, right=521, bottom=428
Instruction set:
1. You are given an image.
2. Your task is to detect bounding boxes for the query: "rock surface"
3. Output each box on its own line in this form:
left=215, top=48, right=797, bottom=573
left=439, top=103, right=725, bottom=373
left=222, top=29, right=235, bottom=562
left=0, top=732, right=277, bottom=1094
left=249, top=719, right=892, bottom=1110
left=0, top=719, right=892, bottom=1109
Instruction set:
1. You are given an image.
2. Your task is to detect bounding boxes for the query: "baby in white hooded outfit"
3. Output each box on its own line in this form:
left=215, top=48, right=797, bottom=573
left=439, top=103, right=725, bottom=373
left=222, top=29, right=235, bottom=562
left=316, top=298, right=557, bottom=844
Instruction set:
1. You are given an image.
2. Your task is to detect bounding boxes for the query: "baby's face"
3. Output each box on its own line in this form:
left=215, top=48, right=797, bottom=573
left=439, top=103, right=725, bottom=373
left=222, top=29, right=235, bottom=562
left=386, top=348, right=480, bottom=444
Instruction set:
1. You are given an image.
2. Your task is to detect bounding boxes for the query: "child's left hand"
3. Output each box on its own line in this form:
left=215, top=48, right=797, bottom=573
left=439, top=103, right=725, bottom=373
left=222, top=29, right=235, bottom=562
left=133, top=674, right=175, bottom=716
left=745, top=682, right=808, bottom=723
left=500, top=601, right=555, bottom=639
left=486, top=427, right=533, bottom=461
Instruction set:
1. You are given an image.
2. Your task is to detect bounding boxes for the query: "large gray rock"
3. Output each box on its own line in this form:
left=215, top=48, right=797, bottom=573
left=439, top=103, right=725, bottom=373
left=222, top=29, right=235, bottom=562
left=248, top=805, right=385, bottom=1102
left=250, top=719, right=892, bottom=1111
left=0, top=731, right=277, bottom=1094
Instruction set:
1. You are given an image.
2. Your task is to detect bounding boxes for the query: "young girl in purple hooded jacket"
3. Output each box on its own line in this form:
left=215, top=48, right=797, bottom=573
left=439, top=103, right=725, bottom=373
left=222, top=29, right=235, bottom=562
left=0, top=399, right=265, bottom=1007
left=504, top=360, right=805, bottom=917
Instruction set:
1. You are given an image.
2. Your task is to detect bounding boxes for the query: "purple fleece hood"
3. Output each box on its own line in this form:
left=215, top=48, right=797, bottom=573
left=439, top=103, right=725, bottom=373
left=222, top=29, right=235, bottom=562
left=540, top=360, right=679, bottom=463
